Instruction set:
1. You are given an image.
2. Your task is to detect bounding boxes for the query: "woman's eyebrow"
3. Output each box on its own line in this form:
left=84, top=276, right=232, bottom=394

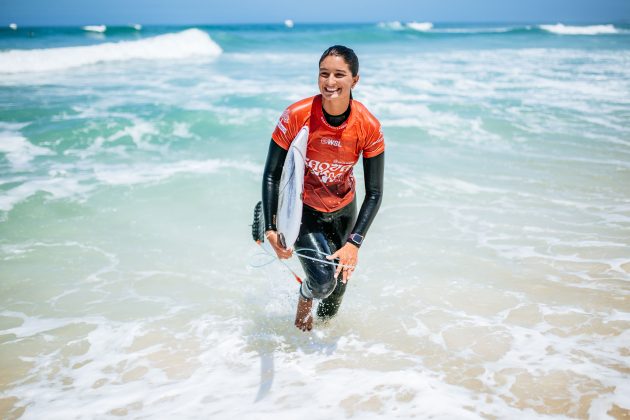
left=319, top=67, right=347, bottom=73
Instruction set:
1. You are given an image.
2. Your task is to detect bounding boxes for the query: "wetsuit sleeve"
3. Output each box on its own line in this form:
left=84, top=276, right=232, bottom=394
left=349, top=152, right=384, bottom=245
left=262, top=139, right=287, bottom=231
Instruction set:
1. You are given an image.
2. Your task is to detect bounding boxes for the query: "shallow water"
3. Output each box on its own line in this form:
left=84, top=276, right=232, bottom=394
left=1, top=23, right=629, bottom=419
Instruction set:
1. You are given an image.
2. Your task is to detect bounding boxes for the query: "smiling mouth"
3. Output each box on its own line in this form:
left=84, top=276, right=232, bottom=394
left=324, top=87, right=340, bottom=94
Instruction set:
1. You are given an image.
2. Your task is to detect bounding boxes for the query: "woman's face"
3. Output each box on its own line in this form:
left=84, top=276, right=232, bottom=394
left=318, top=55, right=359, bottom=102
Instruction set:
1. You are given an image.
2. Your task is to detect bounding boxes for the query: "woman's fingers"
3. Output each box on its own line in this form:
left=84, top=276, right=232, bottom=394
left=328, top=246, right=359, bottom=281
left=275, top=243, right=292, bottom=259
left=325, top=245, right=360, bottom=282
left=326, top=250, right=343, bottom=277
left=335, top=262, right=343, bottom=279
left=265, top=230, right=293, bottom=259
left=342, top=265, right=356, bottom=283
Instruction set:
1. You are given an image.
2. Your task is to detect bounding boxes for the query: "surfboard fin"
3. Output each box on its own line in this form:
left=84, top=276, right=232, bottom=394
left=252, top=201, right=265, bottom=243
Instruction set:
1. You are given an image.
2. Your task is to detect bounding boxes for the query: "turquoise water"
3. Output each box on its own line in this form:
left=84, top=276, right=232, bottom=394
left=1, top=22, right=629, bottom=418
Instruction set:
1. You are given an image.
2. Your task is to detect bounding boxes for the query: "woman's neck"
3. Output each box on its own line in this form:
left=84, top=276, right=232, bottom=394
left=322, top=102, right=351, bottom=127
left=322, top=97, right=351, bottom=116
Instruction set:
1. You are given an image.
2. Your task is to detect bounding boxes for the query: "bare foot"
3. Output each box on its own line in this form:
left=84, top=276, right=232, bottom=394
left=294, top=296, right=313, bottom=332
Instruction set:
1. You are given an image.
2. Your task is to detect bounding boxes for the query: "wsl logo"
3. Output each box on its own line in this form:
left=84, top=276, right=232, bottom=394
left=321, top=137, right=341, bottom=147
left=276, top=109, right=290, bottom=134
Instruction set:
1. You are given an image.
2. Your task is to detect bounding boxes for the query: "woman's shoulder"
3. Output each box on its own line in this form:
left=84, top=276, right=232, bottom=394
left=283, top=95, right=319, bottom=116
left=351, top=99, right=381, bottom=129
left=274, top=96, right=318, bottom=139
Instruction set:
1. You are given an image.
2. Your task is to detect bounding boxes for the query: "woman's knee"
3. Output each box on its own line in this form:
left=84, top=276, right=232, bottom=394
left=300, top=268, right=337, bottom=300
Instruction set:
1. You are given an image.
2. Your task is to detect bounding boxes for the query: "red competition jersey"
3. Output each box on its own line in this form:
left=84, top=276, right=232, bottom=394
left=272, top=95, right=385, bottom=213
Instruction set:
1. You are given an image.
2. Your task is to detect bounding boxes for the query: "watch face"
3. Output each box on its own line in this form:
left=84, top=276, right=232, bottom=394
left=350, top=233, right=363, bottom=244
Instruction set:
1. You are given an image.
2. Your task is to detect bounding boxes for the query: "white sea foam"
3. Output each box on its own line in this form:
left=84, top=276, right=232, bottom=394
left=82, top=25, right=107, bottom=33
left=406, top=21, right=433, bottom=32
left=106, top=118, right=160, bottom=151
left=0, top=29, right=222, bottom=74
left=0, top=158, right=261, bottom=214
left=377, top=21, right=404, bottom=31
left=0, top=309, right=517, bottom=419
left=172, top=122, right=193, bottom=138
left=93, top=159, right=261, bottom=186
left=540, top=23, right=618, bottom=35
left=0, top=177, right=92, bottom=213
left=0, top=124, right=53, bottom=170
left=434, top=26, right=517, bottom=34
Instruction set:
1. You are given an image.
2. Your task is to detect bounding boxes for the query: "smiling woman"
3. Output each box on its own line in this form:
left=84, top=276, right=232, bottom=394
left=261, top=45, right=385, bottom=332
left=1, top=21, right=629, bottom=418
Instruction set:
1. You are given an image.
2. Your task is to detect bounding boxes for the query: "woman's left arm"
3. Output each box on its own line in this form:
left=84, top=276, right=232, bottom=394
left=327, top=152, right=385, bottom=282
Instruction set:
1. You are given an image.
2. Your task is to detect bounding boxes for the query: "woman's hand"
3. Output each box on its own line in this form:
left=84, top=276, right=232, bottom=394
left=326, top=242, right=358, bottom=284
left=265, top=230, right=293, bottom=259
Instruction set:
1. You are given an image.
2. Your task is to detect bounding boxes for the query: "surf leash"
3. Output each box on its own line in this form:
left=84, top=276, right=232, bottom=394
left=250, top=201, right=356, bottom=283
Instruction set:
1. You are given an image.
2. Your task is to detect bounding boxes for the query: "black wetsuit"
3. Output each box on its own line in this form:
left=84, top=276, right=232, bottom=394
left=262, top=103, right=384, bottom=318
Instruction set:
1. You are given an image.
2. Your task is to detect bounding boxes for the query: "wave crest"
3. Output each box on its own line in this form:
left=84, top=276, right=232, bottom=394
left=406, top=22, right=433, bottom=32
left=539, top=24, right=618, bottom=35
left=82, top=25, right=107, bottom=33
left=378, top=21, right=434, bottom=32
left=378, top=21, right=404, bottom=31
left=0, top=29, right=222, bottom=74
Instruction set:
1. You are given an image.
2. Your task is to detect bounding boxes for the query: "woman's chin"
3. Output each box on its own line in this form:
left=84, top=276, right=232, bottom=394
left=321, top=92, right=347, bottom=101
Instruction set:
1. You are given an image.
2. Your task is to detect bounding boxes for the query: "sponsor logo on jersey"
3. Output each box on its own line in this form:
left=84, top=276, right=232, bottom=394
left=306, top=158, right=353, bottom=184
left=320, top=137, right=341, bottom=147
left=276, top=109, right=290, bottom=134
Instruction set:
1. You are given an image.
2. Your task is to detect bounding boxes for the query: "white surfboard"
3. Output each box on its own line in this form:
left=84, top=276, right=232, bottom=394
left=277, top=125, right=309, bottom=249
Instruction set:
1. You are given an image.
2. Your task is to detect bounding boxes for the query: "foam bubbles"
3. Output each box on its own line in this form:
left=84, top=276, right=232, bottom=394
left=0, top=124, right=53, bottom=170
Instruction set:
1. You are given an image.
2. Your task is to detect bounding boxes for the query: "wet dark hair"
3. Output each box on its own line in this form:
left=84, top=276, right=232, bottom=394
left=319, top=45, right=359, bottom=77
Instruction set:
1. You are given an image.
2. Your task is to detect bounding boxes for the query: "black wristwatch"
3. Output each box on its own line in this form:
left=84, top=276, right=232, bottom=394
left=347, top=233, right=364, bottom=248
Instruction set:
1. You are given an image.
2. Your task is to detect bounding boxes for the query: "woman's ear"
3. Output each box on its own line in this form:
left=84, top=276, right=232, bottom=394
left=352, top=74, right=360, bottom=89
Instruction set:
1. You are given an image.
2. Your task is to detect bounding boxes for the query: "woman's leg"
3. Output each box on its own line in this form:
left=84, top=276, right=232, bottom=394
left=295, top=232, right=337, bottom=300
left=292, top=208, right=332, bottom=331
left=316, top=199, right=356, bottom=318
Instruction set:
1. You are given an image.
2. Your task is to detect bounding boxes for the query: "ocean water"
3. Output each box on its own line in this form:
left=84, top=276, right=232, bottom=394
left=1, top=22, right=629, bottom=419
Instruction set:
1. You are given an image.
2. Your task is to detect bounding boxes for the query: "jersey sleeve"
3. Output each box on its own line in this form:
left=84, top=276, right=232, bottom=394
left=271, top=106, right=299, bottom=150
left=362, top=120, right=385, bottom=158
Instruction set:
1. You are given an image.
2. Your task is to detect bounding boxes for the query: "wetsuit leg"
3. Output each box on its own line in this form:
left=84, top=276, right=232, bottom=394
left=316, top=200, right=356, bottom=318
left=295, top=232, right=337, bottom=300
left=295, top=200, right=357, bottom=318
left=316, top=274, right=346, bottom=318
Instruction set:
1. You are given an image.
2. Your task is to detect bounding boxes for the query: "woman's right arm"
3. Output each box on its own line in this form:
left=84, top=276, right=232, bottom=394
left=262, top=140, right=292, bottom=258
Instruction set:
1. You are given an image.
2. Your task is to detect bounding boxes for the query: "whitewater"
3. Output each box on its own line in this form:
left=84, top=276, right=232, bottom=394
left=1, top=23, right=629, bottom=419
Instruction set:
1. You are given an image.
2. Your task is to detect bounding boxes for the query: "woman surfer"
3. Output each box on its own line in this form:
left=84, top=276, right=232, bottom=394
left=262, top=45, right=385, bottom=331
